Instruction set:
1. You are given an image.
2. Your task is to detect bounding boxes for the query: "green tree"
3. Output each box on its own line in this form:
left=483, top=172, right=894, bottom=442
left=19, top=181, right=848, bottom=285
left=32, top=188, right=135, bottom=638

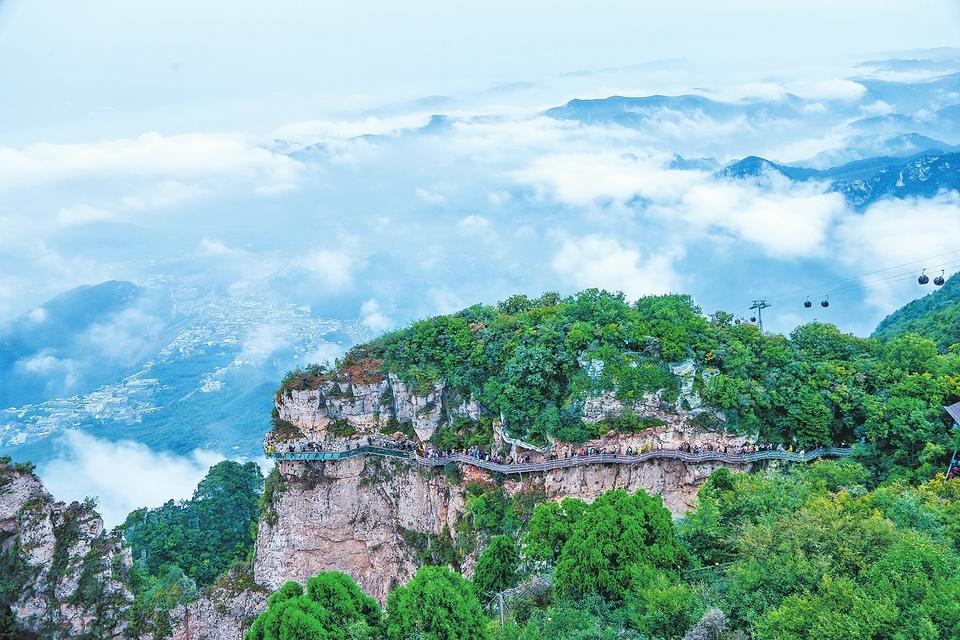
left=554, top=490, right=687, bottom=602
left=626, top=564, right=704, bottom=640
left=247, top=572, right=381, bottom=640
left=386, top=566, right=489, bottom=640
left=789, top=386, right=832, bottom=447
left=473, top=535, right=519, bottom=597
left=523, top=498, right=588, bottom=565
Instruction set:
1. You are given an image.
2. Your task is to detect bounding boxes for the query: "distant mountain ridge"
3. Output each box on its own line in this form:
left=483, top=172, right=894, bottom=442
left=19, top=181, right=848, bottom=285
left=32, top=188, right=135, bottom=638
left=717, top=150, right=960, bottom=208
left=543, top=93, right=812, bottom=126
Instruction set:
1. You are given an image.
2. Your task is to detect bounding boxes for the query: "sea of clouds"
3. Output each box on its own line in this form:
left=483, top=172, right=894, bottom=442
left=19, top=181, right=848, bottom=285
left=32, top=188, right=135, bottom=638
left=4, top=45, right=960, bottom=520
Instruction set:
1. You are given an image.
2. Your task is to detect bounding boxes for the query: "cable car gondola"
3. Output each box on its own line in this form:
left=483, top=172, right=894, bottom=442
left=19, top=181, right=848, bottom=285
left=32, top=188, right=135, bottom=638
left=803, top=299, right=812, bottom=308
left=934, top=271, right=945, bottom=286
left=918, top=269, right=929, bottom=285
left=821, top=298, right=829, bottom=308
left=750, top=316, right=757, bottom=323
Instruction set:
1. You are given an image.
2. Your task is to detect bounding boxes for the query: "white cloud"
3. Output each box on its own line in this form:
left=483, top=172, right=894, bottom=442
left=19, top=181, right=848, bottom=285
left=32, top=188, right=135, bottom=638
left=860, top=100, right=894, bottom=116
left=302, top=248, right=360, bottom=291
left=514, top=151, right=699, bottom=207
left=429, top=287, right=466, bottom=315
left=83, top=307, right=166, bottom=366
left=26, top=307, right=47, bottom=324
left=673, top=179, right=846, bottom=258
left=486, top=190, right=512, bottom=207
left=15, top=353, right=83, bottom=390
left=803, top=79, right=866, bottom=102
left=457, top=214, right=496, bottom=239
left=198, top=238, right=246, bottom=257
left=514, top=150, right=845, bottom=258
left=835, top=193, right=960, bottom=311
left=551, top=234, right=681, bottom=300
left=415, top=188, right=446, bottom=205
left=302, top=342, right=347, bottom=366
left=38, top=429, right=225, bottom=527
left=240, top=324, right=291, bottom=365
left=274, top=114, right=432, bottom=143
left=360, top=298, right=393, bottom=333
left=0, top=132, right=301, bottom=193
left=56, top=205, right=115, bottom=227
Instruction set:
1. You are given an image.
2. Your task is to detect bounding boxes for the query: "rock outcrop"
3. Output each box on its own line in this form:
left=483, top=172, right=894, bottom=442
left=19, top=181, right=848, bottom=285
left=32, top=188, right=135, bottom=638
left=277, top=371, right=478, bottom=443
left=275, top=358, right=720, bottom=452
left=0, top=460, right=134, bottom=639
left=253, top=456, right=467, bottom=602
left=171, top=573, right=268, bottom=640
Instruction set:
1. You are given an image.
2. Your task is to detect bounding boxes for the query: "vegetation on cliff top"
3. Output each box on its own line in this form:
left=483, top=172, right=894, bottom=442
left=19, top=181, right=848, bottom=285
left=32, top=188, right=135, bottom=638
left=124, top=461, right=263, bottom=588
left=285, top=289, right=960, bottom=483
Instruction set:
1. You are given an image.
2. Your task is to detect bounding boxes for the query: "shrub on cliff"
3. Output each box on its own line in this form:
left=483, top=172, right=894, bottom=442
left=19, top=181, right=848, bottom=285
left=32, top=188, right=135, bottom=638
left=553, top=489, right=689, bottom=602
left=247, top=572, right=382, bottom=640
left=386, top=566, right=489, bottom=640
left=473, top=535, right=519, bottom=597
left=319, top=287, right=960, bottom=478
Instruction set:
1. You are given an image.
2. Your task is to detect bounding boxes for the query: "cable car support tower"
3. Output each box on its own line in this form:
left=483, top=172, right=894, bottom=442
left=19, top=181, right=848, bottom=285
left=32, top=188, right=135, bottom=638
left=749, top=299, right=771, bottom=333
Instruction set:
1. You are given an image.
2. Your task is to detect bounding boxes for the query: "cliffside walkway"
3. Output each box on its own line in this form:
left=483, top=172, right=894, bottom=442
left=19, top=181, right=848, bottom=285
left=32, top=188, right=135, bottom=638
left=267, top=445, right=853, bottom=475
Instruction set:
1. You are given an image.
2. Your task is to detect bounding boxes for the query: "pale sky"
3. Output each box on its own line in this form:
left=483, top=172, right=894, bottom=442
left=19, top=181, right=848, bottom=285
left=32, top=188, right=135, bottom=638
left=2, top=0, right=959, bottom=142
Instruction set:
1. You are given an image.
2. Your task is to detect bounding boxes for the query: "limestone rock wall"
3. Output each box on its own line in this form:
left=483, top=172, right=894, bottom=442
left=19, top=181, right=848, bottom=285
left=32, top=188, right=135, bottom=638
left=276, top=373, right=479, bottom=443
left=0, top=462, right=133, bottom=639
left=171, top=578, right=268, bottom=640
left=253, top=457, right=466, bottom=602
left=250, top=452, right=747, bottom=607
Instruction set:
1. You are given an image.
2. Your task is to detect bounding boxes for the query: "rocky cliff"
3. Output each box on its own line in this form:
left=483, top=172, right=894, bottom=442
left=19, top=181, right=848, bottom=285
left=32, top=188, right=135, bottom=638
left=275, top=356, right=722, bottom=451
left=171, top=572, right=267, bottom=640
left=0, top=460, right=133, bottom=639
left=250, top=450, right=747, bottom=604
left=0, top=444, right=749, bottom=639
left=276, top=368, right=479, bottom=443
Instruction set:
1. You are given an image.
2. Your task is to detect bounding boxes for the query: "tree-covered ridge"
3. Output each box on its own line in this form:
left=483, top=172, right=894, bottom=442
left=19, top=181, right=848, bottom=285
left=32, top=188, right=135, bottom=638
left=122, top=460, right=263, bottom=636
left=124, top=461, right=263, bottom=588
left=300, top=289, right=959, bottom=482
left=873, top=271, right=960, bottom=350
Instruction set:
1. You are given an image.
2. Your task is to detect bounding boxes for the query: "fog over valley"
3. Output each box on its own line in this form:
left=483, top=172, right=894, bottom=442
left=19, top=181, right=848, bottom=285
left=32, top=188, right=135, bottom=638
left=1, top=0, right=959, bottom=525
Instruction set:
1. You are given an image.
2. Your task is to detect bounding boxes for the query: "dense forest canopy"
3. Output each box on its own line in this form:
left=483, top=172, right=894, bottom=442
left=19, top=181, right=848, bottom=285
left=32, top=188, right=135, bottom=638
left=248, top=460, right=960, bottom=640
left=292, top=288, right=960, bottom=483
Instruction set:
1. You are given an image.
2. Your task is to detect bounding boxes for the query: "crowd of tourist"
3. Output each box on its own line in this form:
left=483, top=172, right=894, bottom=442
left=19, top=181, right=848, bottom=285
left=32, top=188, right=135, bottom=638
left=265, top=425, right=848, bottom=467
left=420, top=446, right=533, bottom=465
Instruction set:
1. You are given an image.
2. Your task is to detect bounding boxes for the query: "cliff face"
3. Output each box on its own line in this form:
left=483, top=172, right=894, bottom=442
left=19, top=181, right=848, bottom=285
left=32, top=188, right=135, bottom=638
left=249, top=452, right=747, bottom=604
left=171, top=575, right=267, bottom=640
left=0, top=462, right=133, bottom=639
left=275, top=358, right=724, bottom=453
left=277, top=372, right=479, bottom=443
left=253, top=456, right=467, bottom=602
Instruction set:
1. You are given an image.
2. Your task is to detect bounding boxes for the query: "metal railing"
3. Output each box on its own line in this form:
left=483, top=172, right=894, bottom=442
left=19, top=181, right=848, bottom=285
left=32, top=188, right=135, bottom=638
left=267, top=445, right=852, bottom=474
